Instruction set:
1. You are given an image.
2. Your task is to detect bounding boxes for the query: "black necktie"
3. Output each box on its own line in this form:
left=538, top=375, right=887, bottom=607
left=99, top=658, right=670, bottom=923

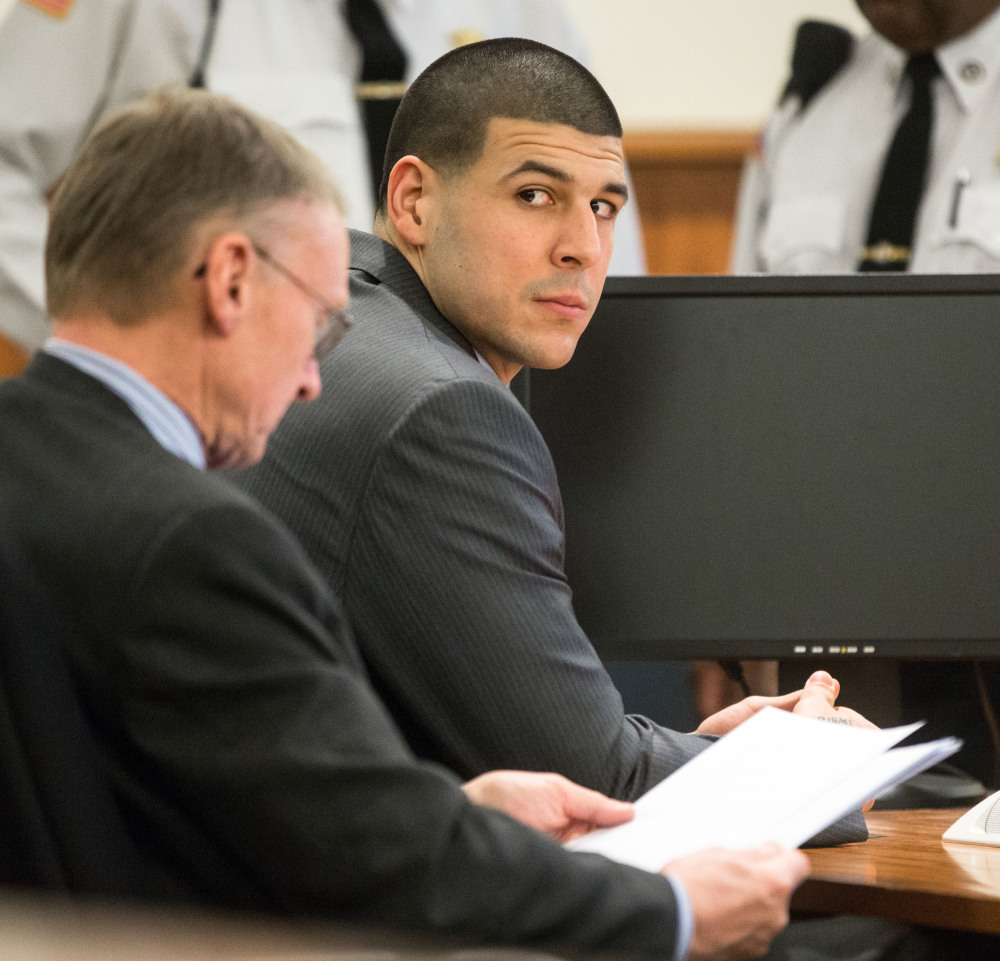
left=859, top=52, right=940, bottom=272
left=343, top=0, right=407, bottom=205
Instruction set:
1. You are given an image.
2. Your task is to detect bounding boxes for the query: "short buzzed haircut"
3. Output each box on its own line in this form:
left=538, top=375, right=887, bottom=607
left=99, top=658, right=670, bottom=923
left=46, top=87, right=343, bottom=325
left=377, top=38, right=622, bottom=216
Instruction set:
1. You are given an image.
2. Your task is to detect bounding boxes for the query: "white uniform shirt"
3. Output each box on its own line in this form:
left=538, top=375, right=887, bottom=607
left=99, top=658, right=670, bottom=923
left=0, top=0, right=645, bottom=352
left=731, top=6, right=1000, bottom=275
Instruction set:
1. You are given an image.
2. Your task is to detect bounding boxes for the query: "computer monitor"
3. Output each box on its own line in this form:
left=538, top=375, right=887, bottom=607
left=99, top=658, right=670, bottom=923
left=526, top=274, right=1000, bottom=663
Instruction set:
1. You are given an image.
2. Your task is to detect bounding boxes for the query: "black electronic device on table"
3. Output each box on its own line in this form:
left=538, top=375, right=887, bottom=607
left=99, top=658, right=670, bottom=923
left=524, top=273, right=1000, bottom=807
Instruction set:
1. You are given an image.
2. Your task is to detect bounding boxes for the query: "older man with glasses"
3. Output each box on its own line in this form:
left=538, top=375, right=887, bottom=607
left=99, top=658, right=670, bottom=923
left=0, top=84, right=761, bottom=958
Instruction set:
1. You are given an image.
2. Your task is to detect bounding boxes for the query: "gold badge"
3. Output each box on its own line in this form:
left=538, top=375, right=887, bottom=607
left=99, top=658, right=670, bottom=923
left=450, top=28, right=486, bottom=49
left=21, top=0, right=76, bottom=17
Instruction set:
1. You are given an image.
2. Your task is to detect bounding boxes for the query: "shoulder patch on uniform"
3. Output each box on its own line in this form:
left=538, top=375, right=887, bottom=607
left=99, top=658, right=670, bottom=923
left=450, top=28, right=486, bottom=49
left=20, top=0, right=76, bottom=18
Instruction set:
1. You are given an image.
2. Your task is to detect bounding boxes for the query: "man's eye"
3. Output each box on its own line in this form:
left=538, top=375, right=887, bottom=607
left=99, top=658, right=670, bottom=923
left=591, top=199, right=618, bottom=220
left=519, top=188, right=552, bottom=206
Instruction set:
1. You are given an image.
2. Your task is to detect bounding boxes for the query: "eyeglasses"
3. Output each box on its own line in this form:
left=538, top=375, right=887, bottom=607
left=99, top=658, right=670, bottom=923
left=193, top=241, right=351, bottom=360
left=251, top=242, right=351, bottom=360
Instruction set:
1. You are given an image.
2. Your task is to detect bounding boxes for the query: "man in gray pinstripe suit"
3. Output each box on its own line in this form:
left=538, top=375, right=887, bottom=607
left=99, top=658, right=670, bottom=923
left=238, top=33, right=874, bottom=808
left=236, top=33, right=879, bottom=786
left=234, top=36, right=961, bottom=961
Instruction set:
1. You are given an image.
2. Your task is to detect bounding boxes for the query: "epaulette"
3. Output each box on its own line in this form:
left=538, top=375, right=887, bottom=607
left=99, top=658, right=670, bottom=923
left=780, top=19, right=854, bottom=112
left=189, top=0, right=223, bottom=89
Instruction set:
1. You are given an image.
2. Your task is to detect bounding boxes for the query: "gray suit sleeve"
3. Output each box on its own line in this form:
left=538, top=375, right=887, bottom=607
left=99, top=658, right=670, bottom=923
left=345, top=377, right=711, bottom=801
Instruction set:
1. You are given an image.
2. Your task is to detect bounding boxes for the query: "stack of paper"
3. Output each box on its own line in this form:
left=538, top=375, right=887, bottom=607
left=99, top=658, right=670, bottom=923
left=567, top=707, right=960, bottom=873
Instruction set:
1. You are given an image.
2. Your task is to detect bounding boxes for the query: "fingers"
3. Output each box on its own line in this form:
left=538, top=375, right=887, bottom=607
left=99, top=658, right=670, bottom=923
left=741, top=843, right=810, bottom=888
left=790, top=672, right=880, bottom=730
left=793, top=670, right=840, bottom=717
left=694, top=689, right=805, bottom=736
left=664, top=845, right=810, bottom=961
left=803, top=670, right=840, bottom=704
left=560, top=780, right=635, bottom=828
left=766, top=689, right=804, bottom=711
left=763, top=845, right=811, bottom=888
left=462, top=771, right=634, bottom=842
left=833, top=706, right=879, bottom=731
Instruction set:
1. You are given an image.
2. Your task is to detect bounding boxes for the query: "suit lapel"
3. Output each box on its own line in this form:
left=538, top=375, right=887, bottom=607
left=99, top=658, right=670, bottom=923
left=347, top=229, right=478, bottom=360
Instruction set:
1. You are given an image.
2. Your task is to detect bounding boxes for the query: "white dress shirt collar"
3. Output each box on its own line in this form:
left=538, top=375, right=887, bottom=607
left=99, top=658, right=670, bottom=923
left=936, top=5, right=1000, bottom=115
left=43, top=338, right=206, bottom=470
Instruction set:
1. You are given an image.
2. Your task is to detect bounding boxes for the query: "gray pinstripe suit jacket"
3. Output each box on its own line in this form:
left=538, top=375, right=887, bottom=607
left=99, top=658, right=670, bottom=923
left=237, top=231, right=865, bottom=843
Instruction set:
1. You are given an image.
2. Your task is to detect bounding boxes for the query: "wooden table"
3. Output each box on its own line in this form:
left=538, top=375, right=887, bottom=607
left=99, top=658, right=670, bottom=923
left=792, top=808, right=1000, bottom=933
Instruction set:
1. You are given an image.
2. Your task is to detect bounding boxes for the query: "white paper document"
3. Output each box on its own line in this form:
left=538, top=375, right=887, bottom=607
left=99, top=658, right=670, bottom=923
left=566, top=707, right=960, bottom=873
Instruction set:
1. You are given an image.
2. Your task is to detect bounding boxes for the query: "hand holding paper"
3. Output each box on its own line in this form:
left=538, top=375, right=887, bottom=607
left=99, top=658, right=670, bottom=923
left=462, top=770, right=634, bottom=842
left=567, top=707, right=960, bottom=873
left=666, top=843, right=810, bottom=961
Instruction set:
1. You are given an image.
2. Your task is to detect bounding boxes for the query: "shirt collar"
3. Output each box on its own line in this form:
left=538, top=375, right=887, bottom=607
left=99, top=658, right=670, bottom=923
left=936, top=6, right=1000, bottom=114
left=43, top=339, right=206, bottom=470
left=473, top=348, right=502, bottom=381
left=870, top=7, right=1000, bottom=114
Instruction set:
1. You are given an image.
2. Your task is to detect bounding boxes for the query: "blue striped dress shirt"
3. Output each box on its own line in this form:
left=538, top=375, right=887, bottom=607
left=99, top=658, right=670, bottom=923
left=44, top=339, right=205, bottom=470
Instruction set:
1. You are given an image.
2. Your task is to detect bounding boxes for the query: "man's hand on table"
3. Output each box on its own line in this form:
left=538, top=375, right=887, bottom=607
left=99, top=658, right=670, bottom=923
left=466, top=772, right=812, bottom=960
left=462, top=770, right=634, bottom=842
left=695, top=670, right=879, bottom=815
left=695, top=670, right=878, bottom=736
left=791, top=670, right=878, bottom=729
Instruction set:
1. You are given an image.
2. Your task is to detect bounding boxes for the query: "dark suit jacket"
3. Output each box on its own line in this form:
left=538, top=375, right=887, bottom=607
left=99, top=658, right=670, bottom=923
left=0, top=354, right=681, bottom=957
left=238, top=232, right=865, bottom=846
left=0, top=531, right=170, bottom=896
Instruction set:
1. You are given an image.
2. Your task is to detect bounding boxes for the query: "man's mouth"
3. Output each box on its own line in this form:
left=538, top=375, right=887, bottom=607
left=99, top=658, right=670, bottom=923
left=534, top=292, right=589, bottom=317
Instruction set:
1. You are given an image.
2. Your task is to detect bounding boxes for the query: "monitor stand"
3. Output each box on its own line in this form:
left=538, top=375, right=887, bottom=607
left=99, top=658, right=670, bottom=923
left=776, top=659, right=988, bottom=810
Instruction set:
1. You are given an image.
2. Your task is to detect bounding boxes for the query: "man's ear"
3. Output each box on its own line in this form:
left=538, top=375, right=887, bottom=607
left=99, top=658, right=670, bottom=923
left=202, top=232, right=253, bottom=336
left=385, top=156, right=439, bottom=247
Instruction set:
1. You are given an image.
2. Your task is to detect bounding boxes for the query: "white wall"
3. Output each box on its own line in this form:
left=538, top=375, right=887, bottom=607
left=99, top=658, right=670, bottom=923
left=0, top=0, right=14, bottom=25
left=563, top=0, right=870, bottom=129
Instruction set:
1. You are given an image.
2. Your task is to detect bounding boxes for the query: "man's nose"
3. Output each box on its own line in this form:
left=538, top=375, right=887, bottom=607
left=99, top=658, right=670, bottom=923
left=553, top=204, right=603, bottom=269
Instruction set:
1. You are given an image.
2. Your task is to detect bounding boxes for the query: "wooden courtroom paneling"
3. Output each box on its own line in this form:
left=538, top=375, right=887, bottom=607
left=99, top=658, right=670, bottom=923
left=0, top=331, right=28, bottom=379
left=624, top=129, right=757, bottom=276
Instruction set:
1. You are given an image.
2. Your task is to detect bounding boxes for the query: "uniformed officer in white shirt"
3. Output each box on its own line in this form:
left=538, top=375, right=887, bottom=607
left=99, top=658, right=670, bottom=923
left=0, top=0, right=646, bottom=357
left=727, top=0, right=1000, bottom=795
left=731, top=0, right=1000, bottom=275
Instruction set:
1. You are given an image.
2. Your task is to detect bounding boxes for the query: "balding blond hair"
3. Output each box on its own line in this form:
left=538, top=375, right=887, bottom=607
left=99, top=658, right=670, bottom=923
left=46, top=86, right=344, bottom=325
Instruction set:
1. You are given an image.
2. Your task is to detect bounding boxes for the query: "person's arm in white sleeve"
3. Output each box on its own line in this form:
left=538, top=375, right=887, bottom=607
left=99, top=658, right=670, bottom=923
left=730, top=150, right=767, bottom=274
left=0, top=0, right=204, bottom=351
left=0, top=3, right=130, bottom=349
